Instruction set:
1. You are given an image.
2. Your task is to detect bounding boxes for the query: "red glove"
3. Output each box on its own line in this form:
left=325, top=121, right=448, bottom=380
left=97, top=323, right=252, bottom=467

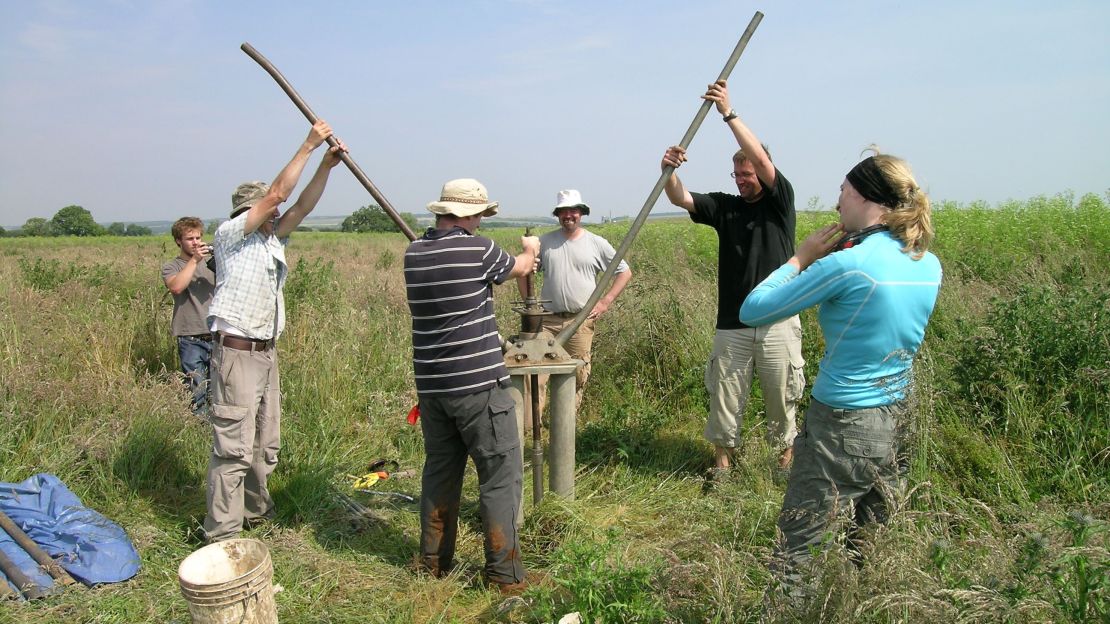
left=406, top=404, right=420, bottom=425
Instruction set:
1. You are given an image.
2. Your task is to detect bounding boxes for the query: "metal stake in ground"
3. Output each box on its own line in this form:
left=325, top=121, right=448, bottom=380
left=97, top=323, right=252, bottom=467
left=522, top=226, right=546, bottom=506
left=240, top=42, right=418, bottom=242
left=554, top=11, right=764, bottom=349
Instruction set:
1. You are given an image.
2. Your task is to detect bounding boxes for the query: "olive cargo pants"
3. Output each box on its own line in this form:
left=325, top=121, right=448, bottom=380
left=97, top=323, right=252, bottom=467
left=770, top=399, right=907, bottom=598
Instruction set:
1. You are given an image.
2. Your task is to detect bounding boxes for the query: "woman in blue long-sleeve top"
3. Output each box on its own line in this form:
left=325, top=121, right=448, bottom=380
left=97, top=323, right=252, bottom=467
left=739, top=151, right=942, bottom=604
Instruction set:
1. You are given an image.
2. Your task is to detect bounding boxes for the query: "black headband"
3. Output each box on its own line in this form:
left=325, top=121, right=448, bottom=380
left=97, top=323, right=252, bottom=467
left=846, top=156, right=900, bottom=208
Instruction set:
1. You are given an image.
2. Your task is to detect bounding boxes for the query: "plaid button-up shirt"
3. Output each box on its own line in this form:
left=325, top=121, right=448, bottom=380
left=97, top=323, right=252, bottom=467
left=207, top=213, right=289, bottom=340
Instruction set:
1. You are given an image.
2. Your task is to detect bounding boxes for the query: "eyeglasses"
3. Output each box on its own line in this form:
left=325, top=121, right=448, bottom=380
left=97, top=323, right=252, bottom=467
left=729, top=172, right=745, bottom=179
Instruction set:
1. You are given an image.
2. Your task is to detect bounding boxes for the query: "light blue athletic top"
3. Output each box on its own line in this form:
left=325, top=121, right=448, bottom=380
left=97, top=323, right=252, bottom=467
left=739, top=231, right=942, bottom=409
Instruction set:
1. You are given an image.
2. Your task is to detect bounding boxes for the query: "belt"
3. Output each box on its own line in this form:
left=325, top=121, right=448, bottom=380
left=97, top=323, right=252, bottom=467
left=182, top=334, right=212, bottom=341
left=553, top=311, right=579, bottom=318
left=214, top=332, right=273, bottom=352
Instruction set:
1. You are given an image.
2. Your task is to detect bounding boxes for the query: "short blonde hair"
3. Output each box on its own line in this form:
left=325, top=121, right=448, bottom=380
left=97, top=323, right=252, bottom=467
left=732, top=143, right=772, bottom=165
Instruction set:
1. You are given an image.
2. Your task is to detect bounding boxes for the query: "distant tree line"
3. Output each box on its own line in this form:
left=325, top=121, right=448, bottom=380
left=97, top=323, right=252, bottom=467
left=6, top=205, right=151, bottom=237
left=107, top=222, right=153, bottom=236
left=2, top=204, right=424, bottom=238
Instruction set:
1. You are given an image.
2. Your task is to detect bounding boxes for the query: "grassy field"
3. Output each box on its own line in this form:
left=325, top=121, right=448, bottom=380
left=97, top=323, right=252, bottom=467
left=0, top=192, right=1107, bottom=623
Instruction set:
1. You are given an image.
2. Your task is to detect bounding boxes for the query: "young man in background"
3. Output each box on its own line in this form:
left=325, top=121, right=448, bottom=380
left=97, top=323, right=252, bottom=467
left=162, top=217, right=216, bottom=417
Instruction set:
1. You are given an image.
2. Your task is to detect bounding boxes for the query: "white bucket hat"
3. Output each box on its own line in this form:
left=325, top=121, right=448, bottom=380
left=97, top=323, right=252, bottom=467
left=553, top=189, right=590, bottom=216
left=426, top=178, right=500, bottom=217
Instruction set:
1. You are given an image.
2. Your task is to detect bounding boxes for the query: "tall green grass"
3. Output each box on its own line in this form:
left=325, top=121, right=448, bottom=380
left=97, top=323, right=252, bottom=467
left=0, top=193, right=1106, bottom=622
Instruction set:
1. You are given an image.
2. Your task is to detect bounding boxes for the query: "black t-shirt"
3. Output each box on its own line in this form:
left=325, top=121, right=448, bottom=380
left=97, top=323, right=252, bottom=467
left=690, top=167, right=796, bottom=330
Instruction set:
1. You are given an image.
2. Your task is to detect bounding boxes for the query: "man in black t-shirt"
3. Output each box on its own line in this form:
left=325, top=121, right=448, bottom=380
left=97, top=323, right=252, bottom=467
left=661, top=79, right=806, bottom=474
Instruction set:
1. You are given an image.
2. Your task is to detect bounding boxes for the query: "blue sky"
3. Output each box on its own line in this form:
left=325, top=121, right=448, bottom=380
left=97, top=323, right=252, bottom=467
left=2, top=1, right=1108, bottom=227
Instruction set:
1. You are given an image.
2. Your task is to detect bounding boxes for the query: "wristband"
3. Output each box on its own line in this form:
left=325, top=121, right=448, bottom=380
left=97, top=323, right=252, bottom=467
left=722, top=109, right=738, bottom=122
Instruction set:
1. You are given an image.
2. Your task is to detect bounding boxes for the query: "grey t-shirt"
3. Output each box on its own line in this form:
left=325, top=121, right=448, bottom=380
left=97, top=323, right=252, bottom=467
left=161, top=257, right=216, bottom=337
left=538, top=229, right=629, bottom=314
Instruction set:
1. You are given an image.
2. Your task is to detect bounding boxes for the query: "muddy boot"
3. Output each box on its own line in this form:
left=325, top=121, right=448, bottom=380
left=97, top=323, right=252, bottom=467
left=702, top=466, right=732, bottom=494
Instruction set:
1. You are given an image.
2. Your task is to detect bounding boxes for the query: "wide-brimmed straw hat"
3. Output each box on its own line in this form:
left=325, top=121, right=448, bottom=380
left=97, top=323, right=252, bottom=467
left=553, top=189, right=590, bottom=216
left=426, top=178, right=500, bottom=217
left=230, top=181, right=270, bottom=218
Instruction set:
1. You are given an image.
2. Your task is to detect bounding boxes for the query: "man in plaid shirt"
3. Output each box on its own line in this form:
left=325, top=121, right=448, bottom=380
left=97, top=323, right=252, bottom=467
left=202, top=120, right=346, bottom=543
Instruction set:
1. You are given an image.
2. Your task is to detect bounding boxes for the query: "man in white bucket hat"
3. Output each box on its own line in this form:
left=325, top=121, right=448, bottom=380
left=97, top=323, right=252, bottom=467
left=517, top=189, right=632, bottom=414
left=404, top=178, right=540, bottom=594
left=202, top=120, right=347, bottom=543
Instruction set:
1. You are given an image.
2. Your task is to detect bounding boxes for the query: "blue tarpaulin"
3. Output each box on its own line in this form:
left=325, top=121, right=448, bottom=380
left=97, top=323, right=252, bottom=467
left=0, top=473, right=140, bottom=596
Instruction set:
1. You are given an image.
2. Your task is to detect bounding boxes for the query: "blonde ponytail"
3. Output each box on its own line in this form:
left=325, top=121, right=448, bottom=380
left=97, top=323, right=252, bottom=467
left=872, top=153, right=934, bottom=258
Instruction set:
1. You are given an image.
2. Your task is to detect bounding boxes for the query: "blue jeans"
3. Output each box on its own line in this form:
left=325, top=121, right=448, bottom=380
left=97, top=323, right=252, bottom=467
left=178, top=335, right=213, bottom=415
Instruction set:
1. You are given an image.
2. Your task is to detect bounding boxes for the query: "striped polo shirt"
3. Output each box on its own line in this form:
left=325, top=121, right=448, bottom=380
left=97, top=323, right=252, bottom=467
left=404, top=226, right=516, bottom=396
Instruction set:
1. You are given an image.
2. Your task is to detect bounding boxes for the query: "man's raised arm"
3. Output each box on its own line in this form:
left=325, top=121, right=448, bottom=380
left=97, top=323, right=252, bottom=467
left=276, top=137, right=348, bottom=238
left=244, top=120, right=333, bottom=235
left=703, top=80, right=775, bottom=187
left=661, top=146, right=695, bottom=213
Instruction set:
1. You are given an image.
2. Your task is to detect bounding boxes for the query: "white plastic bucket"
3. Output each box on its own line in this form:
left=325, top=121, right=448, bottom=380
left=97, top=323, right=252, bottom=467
left=178, top=539, right=278, bottom=624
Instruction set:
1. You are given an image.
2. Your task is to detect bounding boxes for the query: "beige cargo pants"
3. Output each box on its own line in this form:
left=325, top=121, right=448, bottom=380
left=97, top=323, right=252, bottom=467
left=202, top=342, right=281, bottom=542
left=704, top=315, right=805, bottom=451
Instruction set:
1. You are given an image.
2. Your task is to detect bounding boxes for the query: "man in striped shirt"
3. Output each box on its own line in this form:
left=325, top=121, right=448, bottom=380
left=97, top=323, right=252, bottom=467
left=404, top=178, right=540, bottom=593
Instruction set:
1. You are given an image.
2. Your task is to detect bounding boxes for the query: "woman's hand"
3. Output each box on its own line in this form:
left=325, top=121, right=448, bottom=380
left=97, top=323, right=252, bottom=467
left=793, top=223, right=844, bottom=271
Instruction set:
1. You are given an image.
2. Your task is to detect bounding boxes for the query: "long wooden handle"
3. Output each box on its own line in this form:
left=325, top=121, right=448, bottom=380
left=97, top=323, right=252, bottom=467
left=240, top=42, right=419, bottom=241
